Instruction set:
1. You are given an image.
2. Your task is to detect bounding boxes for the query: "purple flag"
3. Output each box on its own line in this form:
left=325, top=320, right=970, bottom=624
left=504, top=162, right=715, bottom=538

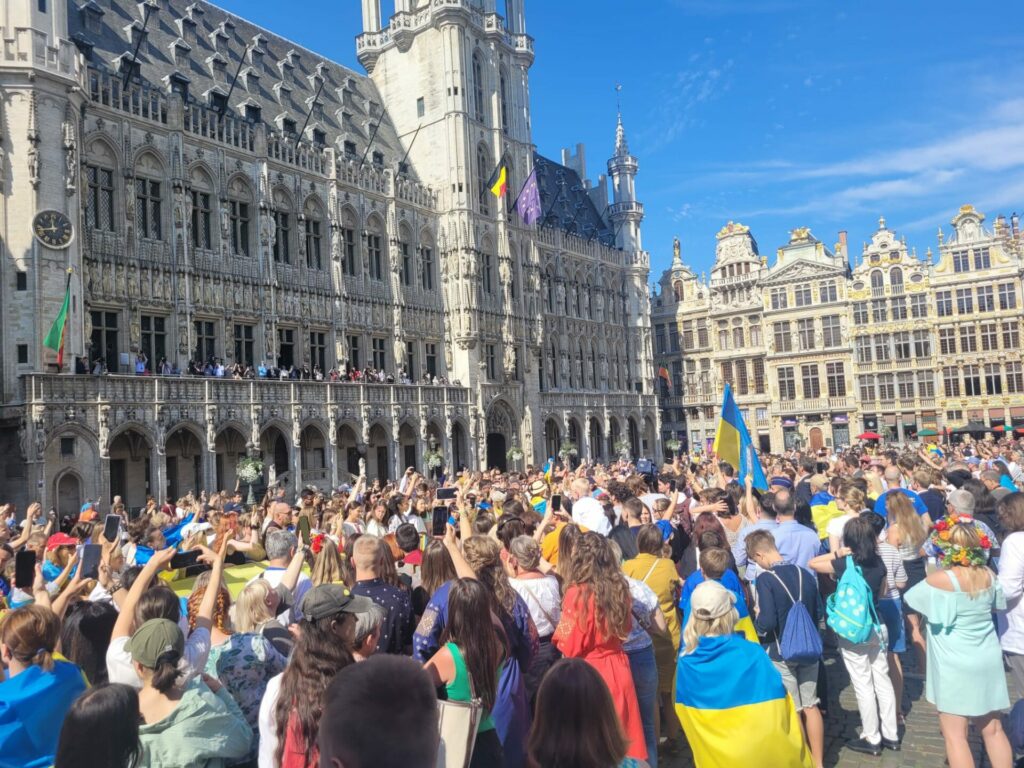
left=514, top=168, right=542, bottom=226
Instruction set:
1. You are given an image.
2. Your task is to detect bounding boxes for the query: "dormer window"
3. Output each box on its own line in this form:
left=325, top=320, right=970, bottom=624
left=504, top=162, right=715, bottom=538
left=123, top=21, right=148, bottom=47
left=209, top=91, right=228, bottom=113
left=372, top=151, right=384, bottom=167
left=312, top=128, right=326, bottom=146
left=344, top=141, right=357, bottom=158
left=169, top=38, right=191, bottom=67
left=207, top=53, right=228, bottom=79
left=244, top=104, right=262, bottom=123
left=285, top=49, right=300, bottom=67
left=282, top=118, right=297, bottom=135
left=273, top=81, right=293, bottom=104
left=118, top=55, right=141, bottom=83
left=81, top=1, right=104, bottom=33
left=167, top=72, right=190, bottom=100
left=241, top=66, right=260, bottom=91
left=278, top=58, right=294, bottom=78
left=177, top=15, right=196, bottom=45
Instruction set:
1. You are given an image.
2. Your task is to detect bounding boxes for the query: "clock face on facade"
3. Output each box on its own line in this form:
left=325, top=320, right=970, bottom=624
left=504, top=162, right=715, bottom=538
left=32, top=210, right=75, bottom=249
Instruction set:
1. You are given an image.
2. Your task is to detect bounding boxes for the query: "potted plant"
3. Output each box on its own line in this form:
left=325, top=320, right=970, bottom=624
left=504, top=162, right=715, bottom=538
left=558, top=440, right=579, bottom=460
left=614, top=438, right=631, bottom=459
left=665, top=438, right=682, bottom=454
left=423, top=448, right=444, bottom=478
left=236, top=456, right=264, bottom=505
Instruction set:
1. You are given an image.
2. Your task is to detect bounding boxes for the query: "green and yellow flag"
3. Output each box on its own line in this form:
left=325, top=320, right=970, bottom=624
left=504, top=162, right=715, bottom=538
left=43, top=269, right=72, bottom=369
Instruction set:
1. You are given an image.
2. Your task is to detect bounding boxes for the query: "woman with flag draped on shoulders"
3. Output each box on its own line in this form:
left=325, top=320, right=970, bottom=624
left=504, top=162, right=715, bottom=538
left=675, top=581, right=813, bottom=768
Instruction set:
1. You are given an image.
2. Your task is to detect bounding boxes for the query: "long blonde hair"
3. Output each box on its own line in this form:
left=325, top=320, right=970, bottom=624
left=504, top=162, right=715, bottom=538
left=946, top=523, right=993, bottom=597
left=682, top=605, right=740, bottom=654
left=887, top=492, right=926, bottom=550
left=234, top=580, right=276, bottom=633
left=311, top=543, right=351, bottom=587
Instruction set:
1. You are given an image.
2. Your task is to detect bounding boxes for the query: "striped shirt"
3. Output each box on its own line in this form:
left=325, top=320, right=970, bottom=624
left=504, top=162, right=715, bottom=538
left=878, top=542, right=907, bottom=600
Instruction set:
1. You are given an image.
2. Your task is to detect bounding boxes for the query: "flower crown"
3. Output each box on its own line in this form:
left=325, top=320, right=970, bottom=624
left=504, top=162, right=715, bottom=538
left=929, top=512, right=992, bottom=568
left=311, top=532, right=326, bottom=556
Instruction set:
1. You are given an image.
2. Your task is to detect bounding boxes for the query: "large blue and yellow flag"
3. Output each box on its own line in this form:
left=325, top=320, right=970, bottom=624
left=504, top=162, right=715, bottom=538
left=676, top=634, right=814, bottom=768
left=809, top=490, right=844, bottom=541
left=712, top=383, right=768, bottom=491
left=542, top=458, right=554, bottom=484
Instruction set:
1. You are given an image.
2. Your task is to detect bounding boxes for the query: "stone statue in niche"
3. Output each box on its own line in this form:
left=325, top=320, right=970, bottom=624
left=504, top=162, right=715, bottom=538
left=63, top=119, right=77, bottom=194
left=27, top=143, right=39, bottom=189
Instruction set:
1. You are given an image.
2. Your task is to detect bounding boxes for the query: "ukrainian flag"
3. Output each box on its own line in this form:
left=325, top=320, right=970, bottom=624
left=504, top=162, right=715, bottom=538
left=679, top=570, right=758, bottom=643
left=712, top=384, right=768, bottom=491
left=542, top=458, right=553, bottom=484
left=809, top=490, right=844, bottom=541
left=676, top=634, right=814, bottom=768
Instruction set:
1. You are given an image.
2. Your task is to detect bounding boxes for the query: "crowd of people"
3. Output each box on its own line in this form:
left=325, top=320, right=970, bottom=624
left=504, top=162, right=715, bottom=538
left=80, top=352, right=458, bottom=387
left=1, top=437, right=1024, bottom=768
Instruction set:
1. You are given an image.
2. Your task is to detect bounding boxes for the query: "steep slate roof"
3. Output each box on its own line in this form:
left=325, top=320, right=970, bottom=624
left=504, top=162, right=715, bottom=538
left=533, top=153, right=615, bottom=247
left=67, top=0, right=405, bottom=167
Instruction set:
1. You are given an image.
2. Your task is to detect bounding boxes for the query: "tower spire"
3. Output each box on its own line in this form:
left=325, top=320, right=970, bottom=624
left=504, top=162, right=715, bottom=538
left=614, top=83, right=629, bottom=156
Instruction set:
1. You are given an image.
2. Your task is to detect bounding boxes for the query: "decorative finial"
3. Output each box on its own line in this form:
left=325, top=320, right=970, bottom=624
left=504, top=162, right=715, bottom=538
left=937, top=226, right=944, bottom=244
left=614, top=84, right=629, bottom=156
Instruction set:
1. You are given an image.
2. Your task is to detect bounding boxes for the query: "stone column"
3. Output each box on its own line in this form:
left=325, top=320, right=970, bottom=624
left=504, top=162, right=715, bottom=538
left=291, top=415, right=303, bottom=495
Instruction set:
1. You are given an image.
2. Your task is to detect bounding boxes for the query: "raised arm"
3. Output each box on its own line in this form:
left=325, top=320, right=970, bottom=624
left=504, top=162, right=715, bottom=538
left=193, top=538, right=229, bottom=634
left=111, top=546, right=178, bottom=640
left=443, top=524, right=476, bottom=580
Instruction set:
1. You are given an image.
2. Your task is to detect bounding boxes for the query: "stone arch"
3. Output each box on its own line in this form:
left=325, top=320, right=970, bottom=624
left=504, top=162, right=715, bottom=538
left=889, top=266, right=903, bottom=287
left=607, top=415, right=623, bottom=458
left=85, top=132, right=120, bottom=169
left=336, top=421, right=362, bottom=481
left=164, top=424, right=205, bottom=501
left=53, top=469, right=83, bottom=521
left=133, top=147, right=167, bottom=176
left=543, top=416, right=561, bottom=460
left=300, top=423, right=328, bottom=489
left=450, top=419, right=469, bottom=472
left=485, top=399, right=517, bottom=471
left=214, top=425, right=247, bottom=491
left=397, top=421, right=418, bottom=474
left=419, top=227, right=436, bottom=291
left=368, top=422, right=392, bottom=482
left=188, top=163, right=216, bottom=251
left=108, top=426, right=154, bottom=508
left=627, top=415, right=640, bottom=459
left=588, top=415, right=604, bottom=461
left=259, top=422, right=291, bottom=490
left=870, top=269, right=884, bottom=290
left=226, top=174, right=254, bottom=257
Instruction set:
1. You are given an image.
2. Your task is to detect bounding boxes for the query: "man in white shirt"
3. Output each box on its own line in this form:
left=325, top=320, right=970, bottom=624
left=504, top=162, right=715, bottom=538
left=248, top=529, right=312, bottom=623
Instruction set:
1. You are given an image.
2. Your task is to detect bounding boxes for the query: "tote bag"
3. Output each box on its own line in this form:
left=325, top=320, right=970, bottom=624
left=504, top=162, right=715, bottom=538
left=436, top=672, right=483, bottom=768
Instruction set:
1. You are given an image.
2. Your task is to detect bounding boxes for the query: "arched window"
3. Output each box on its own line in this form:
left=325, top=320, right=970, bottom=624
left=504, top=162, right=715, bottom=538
left=272, top=188, right=293, bottom=264
left=477, top=144, right=491, bottom=215
left=134, top=152, right=165, bottom=241
left=340, top=206, right=358, bottom=276
left=366, top=214, right=384, bottom=280
left=589, top=347, right=597, bottom=387
left=420, top=230, right=435, bottom=291
left=472, top=51, right=485, bottom=123
left=890, top=267, right=903, bottom=288
left=545, top=269, right=553, bottom=312
left=870, top=270, right=884, bottom=291
left=85, top=139, right=117, bottom=233
left=499, top=65, right=510, bottom=132
left=227, top=176, right=253, bottom=257
left=304, top=200, right=325, bottom=270
left=673, top=281, right=684, bottom=302
left=398, top=224, right=413, bottom=287
left=190, top=167, right=214, bottom=251
left=578, top=343, right=586, bottom=388
left=550, top=342, right=558, bottom=388
left=481, top=238, right=494, bottom=294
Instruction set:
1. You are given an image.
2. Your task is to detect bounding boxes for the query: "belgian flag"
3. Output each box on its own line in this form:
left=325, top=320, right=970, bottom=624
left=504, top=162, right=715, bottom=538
left=487, top=153, right=509, bottom=198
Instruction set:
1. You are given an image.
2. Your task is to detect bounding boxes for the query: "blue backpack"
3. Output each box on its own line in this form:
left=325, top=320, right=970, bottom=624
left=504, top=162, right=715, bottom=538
left=766, top=567, right=822, bottom=664
left=826, top=556, right=881, bottom=645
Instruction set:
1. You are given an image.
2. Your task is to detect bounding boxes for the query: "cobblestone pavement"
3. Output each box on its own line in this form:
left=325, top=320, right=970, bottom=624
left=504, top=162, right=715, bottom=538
left=660, top=651, right=1008, bottom=768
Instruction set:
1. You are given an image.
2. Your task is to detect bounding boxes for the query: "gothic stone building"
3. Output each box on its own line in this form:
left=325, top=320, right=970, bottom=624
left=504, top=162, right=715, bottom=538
left=0, top=0, right=659, bottom=513
left=653, top=207, right=1024, bottom=455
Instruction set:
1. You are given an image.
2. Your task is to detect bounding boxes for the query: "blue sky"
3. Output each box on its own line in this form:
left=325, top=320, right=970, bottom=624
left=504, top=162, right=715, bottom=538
left=214, top=0, right=1024, bottom=279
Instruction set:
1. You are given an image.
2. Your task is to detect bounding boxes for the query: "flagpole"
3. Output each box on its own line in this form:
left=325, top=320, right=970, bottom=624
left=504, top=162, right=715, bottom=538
left=57, top=267, right=72, bottom=373
left=508, top=161, right=535, bottom=212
